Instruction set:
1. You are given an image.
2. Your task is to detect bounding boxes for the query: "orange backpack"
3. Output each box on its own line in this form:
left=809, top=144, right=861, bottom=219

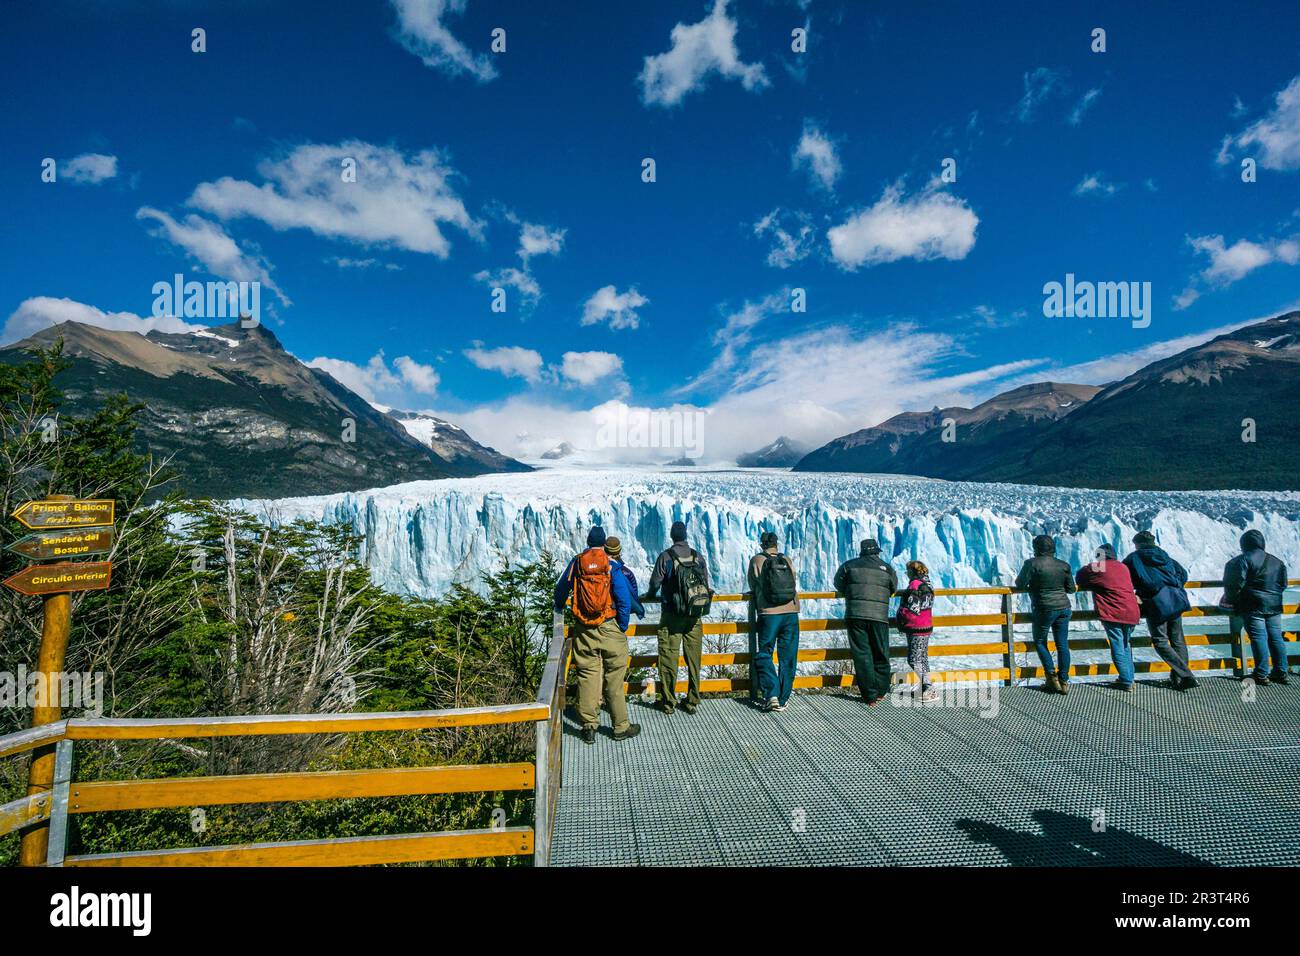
left=571, top=547, right=613, bottom=625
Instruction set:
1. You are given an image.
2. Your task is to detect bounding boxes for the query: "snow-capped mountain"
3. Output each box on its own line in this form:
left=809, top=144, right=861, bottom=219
left=737, top=436, right=812, bottom=468
left=238, top=468, right=1300, bottom=607
left=0, top=320, right=522, bottom=498
left=381, top=407, right=530, bottom=475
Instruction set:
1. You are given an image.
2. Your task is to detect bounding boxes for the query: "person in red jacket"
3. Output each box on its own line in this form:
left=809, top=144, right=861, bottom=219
left=1075, top=543, right=1141, bottom=691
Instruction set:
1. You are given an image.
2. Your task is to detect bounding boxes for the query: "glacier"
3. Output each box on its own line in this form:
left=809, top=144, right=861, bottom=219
left=236, top=466, right=1300, bottom=611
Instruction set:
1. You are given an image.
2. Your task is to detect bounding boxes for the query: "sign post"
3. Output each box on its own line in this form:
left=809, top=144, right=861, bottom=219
left=7, top=495, right=114, bottom=866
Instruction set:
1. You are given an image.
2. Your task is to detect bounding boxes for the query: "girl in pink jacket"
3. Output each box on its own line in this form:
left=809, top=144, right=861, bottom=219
left=898, top=561, right=937, bottom=701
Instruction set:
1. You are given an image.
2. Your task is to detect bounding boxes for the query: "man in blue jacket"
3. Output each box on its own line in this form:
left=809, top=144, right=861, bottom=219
left=553, top=526, right=641, bottom=744
left=1223, top=530, right=1291, bottom=685
left=1123, top=531, right=1197, bottom=690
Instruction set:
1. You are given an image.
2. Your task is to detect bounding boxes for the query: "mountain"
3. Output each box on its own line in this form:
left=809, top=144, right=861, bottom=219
left=794, top=382, right=1101, bottom=480
left=0, top=320, right=522, bottom=498
left=383, top=408, right=529, bottom=475
left=540, top=442, right=576, bottom=460
left=737, top=436, right=811, bottom=468
left=795, top=311, right=1300, bottom=491
left=972, top=312, right=1300, bottom=490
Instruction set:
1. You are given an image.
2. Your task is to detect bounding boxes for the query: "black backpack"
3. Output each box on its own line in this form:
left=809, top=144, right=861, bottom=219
left=671, top=550, right=712, bottom=618
left=760, top=553, right=797, bottom=605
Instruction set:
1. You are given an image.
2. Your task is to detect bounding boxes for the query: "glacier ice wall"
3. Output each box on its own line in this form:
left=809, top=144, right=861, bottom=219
left=236, top=468, right=1300, bottom=611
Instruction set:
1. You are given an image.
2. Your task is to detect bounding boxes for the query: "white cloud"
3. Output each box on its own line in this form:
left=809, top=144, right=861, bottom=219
left=474, top=266, right=541, bottom=305
left=827, top=182, right=979, bottom=270
left=309, top=350, right=439, bottom=403
left=559, top=350, right=623, bottom=386
left=752, top=208, right=815, bottom=268
left=62, top=153, right=118, bottom=185
left=389, top=0, right=496, bottom=82
left=1068, top=88, right=1101, bottom=126
left=137, top=207, right=289, bottom=304
left=679, top=289, right=789, bottom=393
left=189, top=140, right=482, bottom=258
left=1015, top=67, right=1065, bottom=123
left=325, top=256, right=402, bottom=271
left=792, top=121, right=841, bottom=191
left=581, top=285, right=649, bottom=330
left=464, top=344, right=544, bottom=383
left=1072, top=172, right=1119, bottom=197
left=639, top=0, right=768, bottom=108
left=1, top=296, right=206, bottom=346
left=517, top=222, right=565, bottom=263
left=1175, top=234, right=1300, bottom=306
left=1219, top=75, right=1300, bottom=171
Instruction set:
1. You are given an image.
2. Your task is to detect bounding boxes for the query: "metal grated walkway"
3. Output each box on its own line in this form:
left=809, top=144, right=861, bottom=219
left=551, top=677, right=1300, bottom=866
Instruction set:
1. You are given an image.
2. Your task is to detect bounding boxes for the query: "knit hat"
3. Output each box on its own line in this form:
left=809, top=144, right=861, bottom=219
left=1032, top=534, right=1056, bottom=555
left=1240, top=529, right=1265, bottom=552
left=1132, top=531, right=1156, bottom=547
left=586, top=526, right=607, bottom=548
left=670, top=520, right=688, bottom=542
left=604, top=536, right=622, bottom=558
left=760, top=531, right=778, bottom=549
left=860, top=538, right=880, bottom=555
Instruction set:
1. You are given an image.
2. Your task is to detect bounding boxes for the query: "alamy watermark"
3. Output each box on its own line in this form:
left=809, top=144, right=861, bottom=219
left=152, top=273, right=260, bottom=327
left=1042, top=273, right=1151, bottom=329
left=1, top=666, right=104, bottom=717
left=891, top=671, right=1001, bottom=718
left=593, top=405, right=706, bottom=458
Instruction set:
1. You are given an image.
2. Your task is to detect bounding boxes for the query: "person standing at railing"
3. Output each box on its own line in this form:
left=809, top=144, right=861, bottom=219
left=553, top=526, right=642, bottom=744
left=1223, top=530, right=1290, bottom=686
left=897, top=561, right=938, bottom=702
left=643, top=520, right=713, bottom=715
left=747, top=531, right=800, bottom=712
left=833, top=538, right=898, bottom=706
left=1075, top=544, right=1141, bottom=692
left=1015, top=534, right=1076, bottom=695
left=1123, top=531, right=1198, bottom=691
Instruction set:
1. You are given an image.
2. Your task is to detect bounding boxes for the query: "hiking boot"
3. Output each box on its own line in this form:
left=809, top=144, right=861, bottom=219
left=613, top=724, right=642, bottom=741
left=1057, top=677, right=1070, bottom=696
left=1113, top=681, right=1134, bottom=693
left=1181, top=676, right=1199, bottom=690
left=581, top=727, right=596, bottom=745
left=1270, top=671, right=1290, bottom=685
left=681, top=701, right=698, bottom=715
left=765, top=696, right=779, bottom=711
left=1252, top=673, right=1270, bottom=686
left=770, top=701, right=787, bottom=712
left=1043, top=673, right=1061, bottom=694
left=865, top=696, right=881, bottom=707
left=655, top=700, right=675, bottom=714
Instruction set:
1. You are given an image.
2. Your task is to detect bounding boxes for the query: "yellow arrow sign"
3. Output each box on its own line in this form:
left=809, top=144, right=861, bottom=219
left=11, top=499, right=115, bottom=530
left=2, top=561, right=113, bottom=596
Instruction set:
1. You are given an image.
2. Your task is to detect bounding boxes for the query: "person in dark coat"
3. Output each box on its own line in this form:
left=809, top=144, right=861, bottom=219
left=1076, top=544, right=1141, bottom=691
left=833, top=539, right=898, bottom=705
left=1015, top=534, right=1076, bottom=694
left=1223, top=530, right=1290, bottom=685
left=644, top=520, right=712, bottom=713
left=1123, top=531, right=1197, bottom=690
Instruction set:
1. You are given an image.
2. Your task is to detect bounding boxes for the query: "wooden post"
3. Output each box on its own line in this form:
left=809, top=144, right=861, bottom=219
left=18, top=495, right=73, bottom=867
left=1001, top=590, right=1017, bottom=687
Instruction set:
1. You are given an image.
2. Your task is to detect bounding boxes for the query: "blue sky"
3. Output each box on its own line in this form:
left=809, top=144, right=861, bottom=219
left=3, top=0, right=1299, bottom=461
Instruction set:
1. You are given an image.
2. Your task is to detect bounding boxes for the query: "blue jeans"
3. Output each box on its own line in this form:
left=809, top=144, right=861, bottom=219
left=1246, top=612, right=1287, bottom=678
left=1031, top=607, right=1072, bottom=680
left=1103, top=622, right=1135, bottom=685
left=755, top=612, right=800, bottom=705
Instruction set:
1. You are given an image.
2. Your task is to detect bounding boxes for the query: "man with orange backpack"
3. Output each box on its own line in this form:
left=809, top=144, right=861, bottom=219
left=553, top=526, right=642, bottom=744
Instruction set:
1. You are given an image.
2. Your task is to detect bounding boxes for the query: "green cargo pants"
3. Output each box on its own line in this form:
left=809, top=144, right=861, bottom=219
left=657, top=609, right=704, bottom=709
left=572, top=617, right=631, bottom=734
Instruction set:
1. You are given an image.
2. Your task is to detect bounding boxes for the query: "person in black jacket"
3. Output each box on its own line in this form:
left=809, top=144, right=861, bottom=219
left=644, top=521, right=712, bottom=713
left=1223, top=530, right=1291, bottom=685
left=833, top=539, right=898, bottom=705
left=1123, top=531, right=1197, bottom=690
left=1015, top=534, right=1076, bottom=695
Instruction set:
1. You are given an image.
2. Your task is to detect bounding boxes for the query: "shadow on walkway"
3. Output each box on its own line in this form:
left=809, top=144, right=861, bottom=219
left=956, top=809, right=1211, bottom=866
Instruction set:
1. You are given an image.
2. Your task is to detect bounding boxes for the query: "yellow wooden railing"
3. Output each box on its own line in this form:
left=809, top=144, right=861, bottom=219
left=619, top=581, right=1300, bottom=694
left=2, top=579, right=1292, bottom=868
